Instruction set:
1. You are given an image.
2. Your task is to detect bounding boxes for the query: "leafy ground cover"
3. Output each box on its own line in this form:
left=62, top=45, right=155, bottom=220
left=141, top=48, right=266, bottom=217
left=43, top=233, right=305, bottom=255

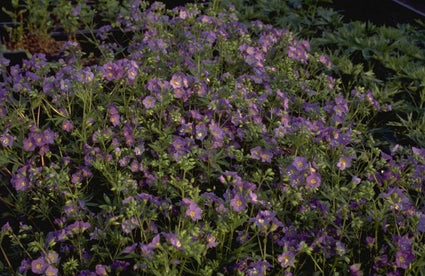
left=1, top=0, right=425, bottom=275
left=221, top=0, right=425, bottom=149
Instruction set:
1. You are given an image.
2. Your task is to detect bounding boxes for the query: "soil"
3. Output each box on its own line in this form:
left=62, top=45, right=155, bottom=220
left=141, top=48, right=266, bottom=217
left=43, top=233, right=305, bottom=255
left=4, top=34, right=64, bottom=56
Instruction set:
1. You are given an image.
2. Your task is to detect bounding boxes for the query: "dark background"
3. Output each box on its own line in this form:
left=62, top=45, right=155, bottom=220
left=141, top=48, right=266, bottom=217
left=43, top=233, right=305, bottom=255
left=1, top=0, right=424, bottom=26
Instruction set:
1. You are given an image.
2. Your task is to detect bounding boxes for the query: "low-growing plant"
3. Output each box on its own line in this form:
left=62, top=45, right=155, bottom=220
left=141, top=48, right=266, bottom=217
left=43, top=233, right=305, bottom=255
left=221, top=0, right=425, bottom=150
left=1, top=1, right=425, bottom=275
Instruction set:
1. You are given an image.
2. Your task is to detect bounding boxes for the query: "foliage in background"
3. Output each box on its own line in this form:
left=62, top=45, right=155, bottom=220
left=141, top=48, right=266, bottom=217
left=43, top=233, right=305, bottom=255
left=220, top=0, right=425, bottom=149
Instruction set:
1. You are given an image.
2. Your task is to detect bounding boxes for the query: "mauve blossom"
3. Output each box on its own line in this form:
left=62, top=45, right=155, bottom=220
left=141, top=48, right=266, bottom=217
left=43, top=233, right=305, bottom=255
left=349, top=263, right=363, bottom=276
left=45, top=252, right=59, bottom=264
left=126, top=60, right=139, bottom=84
left=365, top=236, right=375, bottom=248
left=95, top=264, right=108, bottom=276
left=11, top=174, right=30, bottom=192
left=142, top=96, right=156, bottom=109
left=289, top=173, right=304, bottom=187
left=182, top=198, right=202, bottom=221
left=0, top=131, right=14, bottom=147
left=170, top=73, right=188, bottom=89
left=195, top=123, right=208, bottom=140
left=103, top=62, right=122, bottom=81
left=122, top=218, right=138, bottom=234
left=77, top=68, right=94, bottom=83
left=19, top=258, right=31, bottom=274
left=230, top=193, right=246, bottom=212
left=292, top=156, right=308, bottom=171
left=66, top=221, right=91, bottom=235
left=44, top=265, right=58, bottom=276
left=108, top=105, right=121, bottom=127
left=259, top=148, right=273, bottom=163
left=162, top=233, right=184, bottom=251
left=23, top=136, right=36, bottom=151
left=337, top=156, right=352, bottom=171
left=206, top=234, right=218, bottom=248
left=318, top=55, right=332, bottom=68
left=395, top=250, right=414, bottom=269
left=278, top=250, right=296, bottom=268
left=62, top=120, right=74, bottom=132
left=250, top=146, right=262, bottom=161
left=246, top=259, right=272, bottom=276
left=306, top=172, right=321, bottom=189
left=43, top=128, right=56, bottom=144
left=72, top=5, right=81, bottom=16
left=110, top=260, right=130, bottom=271
left=31, top=257, right=47, bottom=274
left=287, top=40, right=308, bottom=64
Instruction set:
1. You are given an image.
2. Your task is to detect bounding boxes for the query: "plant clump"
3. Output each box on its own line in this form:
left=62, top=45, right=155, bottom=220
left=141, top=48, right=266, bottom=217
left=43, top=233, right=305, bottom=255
left=1, top=1, right=425, bottom=275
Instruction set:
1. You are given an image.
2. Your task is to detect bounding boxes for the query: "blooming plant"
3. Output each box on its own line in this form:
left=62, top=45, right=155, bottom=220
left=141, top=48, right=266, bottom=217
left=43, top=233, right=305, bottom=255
left=1, top=1, right=425, bottom=275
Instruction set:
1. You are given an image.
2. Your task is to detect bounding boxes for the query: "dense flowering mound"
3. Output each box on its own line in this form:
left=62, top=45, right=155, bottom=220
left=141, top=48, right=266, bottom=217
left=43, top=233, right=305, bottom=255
left=1, top=1, right=425, bottom=275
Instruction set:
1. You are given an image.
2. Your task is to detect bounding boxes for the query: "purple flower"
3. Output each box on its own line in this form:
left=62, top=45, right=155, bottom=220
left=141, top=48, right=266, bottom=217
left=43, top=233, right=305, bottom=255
left=259, top=148, right=273, bottom=163
left=66, top=221, right=91, bottom=235
left=395, top=250, right=415, bottom=269
left=43, top=128, right=55, bottom=145
left=182, top=198, right=202, bottom=221
left=250, top=146, right=262, bottom=161
left=1, top=222, right=11, bottom=233
left=163, top=233, right=184, bottom=251
left=122, top=218, right=139, bottom=234
left=172, top=137, right=190, bottom=159
left=130, top=160, right=141, bottom=172
left=278, top=250, right=296, bottom=268
left=335, top=241, right=346, bottom=256
left=19, top=258, right=31, bottom=274
left=247, top=259, right=272, bottom=276
left=292, top=156, right=308, bottom=171
left=72, top=5, right=81, bottom=16
left=249, top=146, right=274, bottom=163
left=126, top=60, right=139, bottom=84
left=251, top=210, right=280, bottom=229
left=23, top=137, right=36, bottom=151
left=31, top=257, right=47, bottom=274
left=44, top=265, right=58, bottom=276
left=289, top=173, right=304, bottom=187
left=287, top=40, right=309, bottom=64
left=195, top=123, right=208, bottom=140
left=365, top=236, right=375, bottom=248
left=45, top=252, right=59, bottom=264
left=0, top=131, right=14, bottom=147
left=337, top=156, right=352, bottom=171
left=108, top=105, right=120, bottom=127
left=306, top=172, right=321, bottom=189
left=62, top=120, right=74, bottom=132
left=209, top=121, right=224, bottom=141
left=318, top=55, right=332, bottom=68
left=142, top=96, right=156, bottom=109
left=77, top=68, right=94, bottom=83
left=230, top=193, right=246, bottom=212
left=110, top=260, right=130, bottom=272
left=11, top=174, right=30, bottom=192
left=33, top=132, right=45, bottom=147
left=141, top=234, right=160, bottom=258
left=102, top=62, right=123, bottom=81
left=170, top=73, right=188, bottom=89
left=349, top=263, right=362, bottom=276
left=95, top=264, right=108, bottom=276
left=206, top=234, right=218, bottom=248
